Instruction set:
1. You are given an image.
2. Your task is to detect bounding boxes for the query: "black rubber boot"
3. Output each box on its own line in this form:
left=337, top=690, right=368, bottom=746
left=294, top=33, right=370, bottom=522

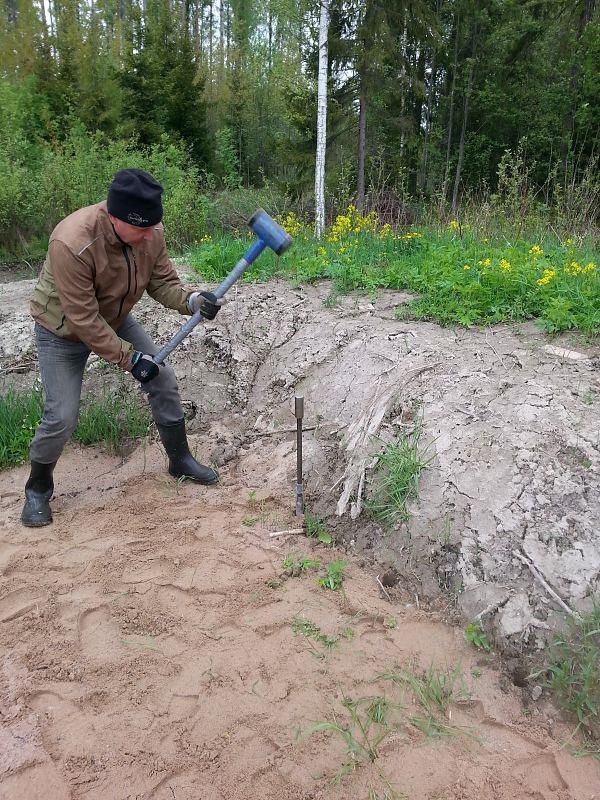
left=157, top=420, right=218, bottom=485
left=21, top=460, right=57, bottom=527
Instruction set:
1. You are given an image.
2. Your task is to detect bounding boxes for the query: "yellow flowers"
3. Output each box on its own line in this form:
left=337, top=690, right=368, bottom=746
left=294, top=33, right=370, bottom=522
left=477, top=258, right=492, bottom=268
left=537, top=269, right=556, bottom=286
left=463, top=264, right=471, bottom=271
left=198, top=233, right=212, bottom=243
left=317, top=246, right=327, bottom=256
left=448, top=220, right=460, bottom=231
left=276, top=211, right=306, bottom=238
left=564, top=260, right=596, bottom=276
left=326, top=205, right=378, bottom=242
left=529, top=244, right=543, bottom=256
left=499, top=258, right=511, bottom=272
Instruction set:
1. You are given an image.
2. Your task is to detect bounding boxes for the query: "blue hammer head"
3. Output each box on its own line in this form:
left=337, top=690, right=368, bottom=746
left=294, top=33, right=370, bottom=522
left=248, top=208, right=293, bottom=256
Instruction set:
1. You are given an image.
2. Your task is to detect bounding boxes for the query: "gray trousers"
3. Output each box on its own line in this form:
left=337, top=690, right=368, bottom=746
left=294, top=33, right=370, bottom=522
left=30, top=316, right=184, bottom=464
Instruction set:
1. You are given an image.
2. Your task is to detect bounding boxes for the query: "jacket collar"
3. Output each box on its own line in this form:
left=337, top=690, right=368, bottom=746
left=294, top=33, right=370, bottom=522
left=98, top=201, right=124, bottom=248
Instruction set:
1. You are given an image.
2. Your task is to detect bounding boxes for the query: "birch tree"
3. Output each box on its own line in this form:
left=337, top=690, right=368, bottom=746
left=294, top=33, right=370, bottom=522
left=314, top=0, right=329, bottom=239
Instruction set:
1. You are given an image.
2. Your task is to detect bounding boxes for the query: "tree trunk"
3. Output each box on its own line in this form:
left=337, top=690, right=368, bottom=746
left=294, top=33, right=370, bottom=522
left=418, top=51, right=436, bottom=193
left=560, top=0, right=596, bottom=180
left=451, top=56, right=474, bottom=216
left=399, top=11, right=407, bottom=158
left=219, top=0, right=225, bottom=72
left=356, top=69, right=367, bottom=213
left=440, top=11, right=459, bottom=212
left=314, top=0, right=330, bottom=239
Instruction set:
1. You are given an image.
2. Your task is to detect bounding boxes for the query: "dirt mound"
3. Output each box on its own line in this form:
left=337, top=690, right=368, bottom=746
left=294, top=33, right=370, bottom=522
left=1, top=273, right=599, bottom=797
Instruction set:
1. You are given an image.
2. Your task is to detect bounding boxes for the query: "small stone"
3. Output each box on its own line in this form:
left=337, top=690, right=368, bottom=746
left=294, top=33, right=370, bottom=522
left=531, top=685, right=543, bottom=701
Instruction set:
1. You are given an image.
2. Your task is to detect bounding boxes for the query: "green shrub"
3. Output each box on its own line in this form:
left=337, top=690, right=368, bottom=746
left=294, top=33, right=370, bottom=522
left=0, top=387, right=44, bottom=469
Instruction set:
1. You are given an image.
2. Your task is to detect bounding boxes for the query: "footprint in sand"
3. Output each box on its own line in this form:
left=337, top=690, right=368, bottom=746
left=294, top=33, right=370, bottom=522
left=0, top=541, right=21, bottom=574
left=0, top=763, right=70, bottom=800
left=0, top=587, right=42, bottom=622
left=29, top=691, right=96, bottom=759
left=78, top=606, right=124, bottom=662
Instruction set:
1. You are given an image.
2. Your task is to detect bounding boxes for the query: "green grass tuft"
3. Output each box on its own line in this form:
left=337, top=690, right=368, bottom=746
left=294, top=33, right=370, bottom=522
left=366, top=426, right=431, bottom=528
left=0, top=387, right=44, bottom=469
left=0, top=385, right=152, bottom=469
left=538, top=603, right=600, bottom=747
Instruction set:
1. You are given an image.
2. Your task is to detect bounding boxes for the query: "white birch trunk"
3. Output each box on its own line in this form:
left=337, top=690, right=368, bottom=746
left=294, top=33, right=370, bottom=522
left=314, top=0, right=330, bottom=239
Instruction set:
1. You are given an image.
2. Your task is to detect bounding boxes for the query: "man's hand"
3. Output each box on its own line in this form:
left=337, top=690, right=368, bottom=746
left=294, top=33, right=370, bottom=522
left=131, top=351, right=160, bottom=384
left=188, top=291, right=224, bottom=321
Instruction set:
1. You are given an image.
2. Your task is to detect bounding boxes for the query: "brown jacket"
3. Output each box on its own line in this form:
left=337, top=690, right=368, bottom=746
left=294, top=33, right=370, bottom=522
left=31, top=201, right=192, bottom=370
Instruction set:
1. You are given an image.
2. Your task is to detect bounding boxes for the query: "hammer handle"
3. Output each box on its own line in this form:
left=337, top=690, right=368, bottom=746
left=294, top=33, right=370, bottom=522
left=153, top=239, right=267, bottom=365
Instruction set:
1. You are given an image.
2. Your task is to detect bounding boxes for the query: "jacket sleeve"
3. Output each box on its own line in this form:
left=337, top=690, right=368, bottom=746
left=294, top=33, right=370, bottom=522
left=50, top=239, right=135, bottom=370
left=146, top=236, right=192, bottom=315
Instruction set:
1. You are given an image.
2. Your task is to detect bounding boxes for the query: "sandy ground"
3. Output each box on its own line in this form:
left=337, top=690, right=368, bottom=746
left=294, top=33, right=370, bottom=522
left=1, top=273, right=599, bottom=798
left=1, top=442, right=599, bottom=800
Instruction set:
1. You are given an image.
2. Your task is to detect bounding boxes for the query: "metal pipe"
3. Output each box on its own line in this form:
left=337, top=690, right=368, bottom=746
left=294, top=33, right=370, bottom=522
left=294, top=394, right=304, bottom=516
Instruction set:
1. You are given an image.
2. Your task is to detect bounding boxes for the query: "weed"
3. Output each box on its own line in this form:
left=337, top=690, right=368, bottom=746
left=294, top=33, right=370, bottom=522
left=384, top=616, right=398, bottom=630
left=247, top=489, right=258, bottom=505
left=304, top=511, right=333, bottom=544
left=378, top=661, right=472, bottom=739
left=366, top=426, right=431, bottom=528
left=283, top=554, right=321, bottom=575
left=464, top=621, right=491, bottom=651
left=291, top=615, right=352, bottom=658
left=303, top=693, right=403, bottom=784
left=242, top=515, right=259, bottom=527
left=319, top=560, right=347, bottom=590
left=0, top=385, right=44, bottom=468
left=533, top=603, right=600, bottom=746
left=74, top=387, right=151, bottom=454
left=0, top=384, right=151, bottom=469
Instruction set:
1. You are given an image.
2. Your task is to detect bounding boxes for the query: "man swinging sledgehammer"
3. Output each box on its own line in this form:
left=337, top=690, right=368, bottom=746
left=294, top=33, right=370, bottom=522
left=21, top=168, right=224, bottom=527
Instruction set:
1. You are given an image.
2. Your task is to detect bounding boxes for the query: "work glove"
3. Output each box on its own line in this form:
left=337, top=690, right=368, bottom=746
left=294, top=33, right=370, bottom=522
left=130, top=351, right=160, bottom=384
left=188, top=290, right=224, bottom=321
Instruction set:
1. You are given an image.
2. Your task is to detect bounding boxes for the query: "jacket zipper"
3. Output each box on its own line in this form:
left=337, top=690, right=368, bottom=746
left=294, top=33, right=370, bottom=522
left=117, top=245, right=132, bottom=318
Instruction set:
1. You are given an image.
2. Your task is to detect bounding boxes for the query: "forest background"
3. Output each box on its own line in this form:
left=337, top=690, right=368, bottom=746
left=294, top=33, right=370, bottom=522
left=0, top=0, right=599, bottom=257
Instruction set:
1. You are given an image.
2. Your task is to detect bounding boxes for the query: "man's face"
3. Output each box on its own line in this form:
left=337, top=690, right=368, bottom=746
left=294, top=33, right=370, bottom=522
left=108, top=214, right=155, bottom=246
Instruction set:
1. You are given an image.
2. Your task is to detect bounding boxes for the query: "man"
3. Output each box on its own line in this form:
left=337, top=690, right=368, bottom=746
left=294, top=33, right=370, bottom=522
left=22, top=168, right=221, bottom=528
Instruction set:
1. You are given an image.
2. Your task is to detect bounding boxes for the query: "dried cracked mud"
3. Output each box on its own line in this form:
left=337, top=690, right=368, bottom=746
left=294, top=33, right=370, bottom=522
left=1, top=272, right=599, bottom=799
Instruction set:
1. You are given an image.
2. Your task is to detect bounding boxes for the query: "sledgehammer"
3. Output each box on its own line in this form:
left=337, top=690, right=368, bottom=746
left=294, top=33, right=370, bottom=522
left=153, top=209, right=293, bottom=365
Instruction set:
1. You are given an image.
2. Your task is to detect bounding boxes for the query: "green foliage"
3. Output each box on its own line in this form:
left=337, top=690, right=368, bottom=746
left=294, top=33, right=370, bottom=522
left=378, top=661, right=472, bottom=739
left=304, top=511, right=333, bottom=545
left=215, top=127, right=242, bottom=189
left=318, top=560, right=347, bottom=591
left=536, top=603, right=600, bottom=745
left=367, top=425, right=431, bottom=528
left=0, top=387, right=44, bottom=469
left=0, top=385, right=151, bottom=469
left=303, top=693, right=403, bottom=785
left=73, top=387, right=152, bottom=454
left=282, top=554, right=321, bottom=575
left=464, top=622, right=491, bottom=652
left=291, top=615, right=353, bottom=658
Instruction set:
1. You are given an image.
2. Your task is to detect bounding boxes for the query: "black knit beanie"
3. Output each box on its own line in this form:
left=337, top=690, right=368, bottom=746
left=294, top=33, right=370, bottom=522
left=107, top=169, right=163, bottom=227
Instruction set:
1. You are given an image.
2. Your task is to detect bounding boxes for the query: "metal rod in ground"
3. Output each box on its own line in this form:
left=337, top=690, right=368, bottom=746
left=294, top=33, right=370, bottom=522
left=295, top=394, right=305, bottom=516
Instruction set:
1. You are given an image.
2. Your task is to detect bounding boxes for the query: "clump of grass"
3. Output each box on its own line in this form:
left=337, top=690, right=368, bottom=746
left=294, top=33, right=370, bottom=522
left=464, top=621, right=491, bottom=651
left=292, top=615, right=352, bottom=658
left=536, top=603, right=600, bottom=747
left=367, top=426, right=431, bottom=528
left=0, top=385, right=152, bottom=470
left=318, top=560, right=347, bottom=590
left=378, top=661, right=472, bottom=739
left=304, top=510, right=332, bottom=544
left=302, top=693, right=403, bottom=785
left=0, top=386, right=44, bottom=468
left=283, top=554, right=321, bottom=576
left=74, top=388, right=152, bottom=454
